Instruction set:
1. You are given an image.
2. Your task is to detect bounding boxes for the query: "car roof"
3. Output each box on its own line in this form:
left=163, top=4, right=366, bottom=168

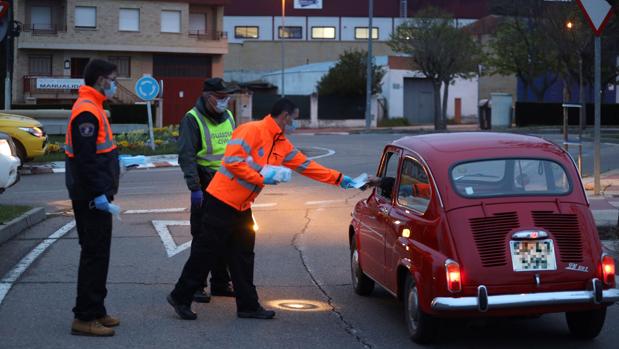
left=392, top=132, right=560, bottom=160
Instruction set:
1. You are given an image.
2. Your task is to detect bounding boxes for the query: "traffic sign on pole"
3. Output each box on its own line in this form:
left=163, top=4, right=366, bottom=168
left=0, top=2, right=9, bottom=19
left=576, top=0, right=614, bottom=36
left=135, top=75, right=160, bottom=150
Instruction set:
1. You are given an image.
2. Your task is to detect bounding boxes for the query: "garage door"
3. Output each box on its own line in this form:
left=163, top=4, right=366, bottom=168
left=403, top=78, right=435, bottom=124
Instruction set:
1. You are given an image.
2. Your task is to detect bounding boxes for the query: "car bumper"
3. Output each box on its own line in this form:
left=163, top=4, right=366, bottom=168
left=431, top=279, right=619, bottom=312
left=25, top=136, right=48, bottom=158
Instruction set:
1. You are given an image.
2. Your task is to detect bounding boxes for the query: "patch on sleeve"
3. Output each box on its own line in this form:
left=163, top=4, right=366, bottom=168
left=78, top=123, right=96, bottom=137
left=258, top=147, right=265, bottom=157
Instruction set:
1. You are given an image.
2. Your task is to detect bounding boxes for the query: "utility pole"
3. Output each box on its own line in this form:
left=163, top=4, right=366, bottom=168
left=3, top=0, right=13, bottom=110
left=593, top=36, right=601, bottom=195
left=364, top=0, right=373, bottom=129
left=280, top=0, right=286, bottom=97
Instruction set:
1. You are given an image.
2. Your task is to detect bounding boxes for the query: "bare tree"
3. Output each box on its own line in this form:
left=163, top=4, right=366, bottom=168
left=388, top=7, right=481, bottom=130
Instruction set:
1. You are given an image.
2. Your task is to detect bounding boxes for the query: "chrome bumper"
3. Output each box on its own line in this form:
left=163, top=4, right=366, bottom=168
left=432, top=279, right=619, bottom=312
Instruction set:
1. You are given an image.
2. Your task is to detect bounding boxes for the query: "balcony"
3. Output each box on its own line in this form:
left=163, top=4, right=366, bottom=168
left=188, top=30, right=228, bottom=41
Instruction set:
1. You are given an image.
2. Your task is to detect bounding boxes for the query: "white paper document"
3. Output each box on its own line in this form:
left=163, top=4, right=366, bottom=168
left=350, top=173, right=369, bottom=189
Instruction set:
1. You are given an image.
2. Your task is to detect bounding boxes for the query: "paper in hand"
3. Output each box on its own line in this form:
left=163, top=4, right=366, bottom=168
left=350, top=173, right=369, bottom=189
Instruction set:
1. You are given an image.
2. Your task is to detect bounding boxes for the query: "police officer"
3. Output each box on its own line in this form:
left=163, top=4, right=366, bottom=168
left=167, top=98, right=357, bottom=320
left=65, top=59, right=121, bottom=336
left=177, top=78, right=237, bottom=303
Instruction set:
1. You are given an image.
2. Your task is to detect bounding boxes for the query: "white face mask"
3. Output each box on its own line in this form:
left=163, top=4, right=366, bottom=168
left=215, top=97, right=231, bottom=113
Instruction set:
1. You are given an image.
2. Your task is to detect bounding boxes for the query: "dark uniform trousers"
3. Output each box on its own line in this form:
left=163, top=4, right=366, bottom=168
left=172, top=193, right=259, bottom=312
left=72, top=199, right=113, bottom=321
left=191, top=170, right=231, bottom=289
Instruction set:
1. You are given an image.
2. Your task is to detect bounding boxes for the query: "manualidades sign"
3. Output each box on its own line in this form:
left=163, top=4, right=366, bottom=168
left=36, top=78, right=84, bottom=90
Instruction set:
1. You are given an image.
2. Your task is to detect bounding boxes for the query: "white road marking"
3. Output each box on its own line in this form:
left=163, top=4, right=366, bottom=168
left=152, top=220, right=191, bottom=258
left=305, top=199, right=346, bottom=205
left=252, top=203, right=278, bottom=208
left=306, top=146, right=336, bottom=160
left=125, top=208, right=187, bottom=214
left=0, top=220, right=76, bottom=306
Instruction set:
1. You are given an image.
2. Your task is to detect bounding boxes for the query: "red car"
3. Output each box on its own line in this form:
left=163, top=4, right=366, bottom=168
left=349, top=133, right=619, bottom=343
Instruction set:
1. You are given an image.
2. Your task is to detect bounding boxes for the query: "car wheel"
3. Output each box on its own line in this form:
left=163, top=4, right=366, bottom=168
left=13, top=140, right=27, bottom=165
left=565, top=307, right=606, bottom=339
left=404, top=274, right=436, bottom=344
left=350, top=237, right=374, bottom=296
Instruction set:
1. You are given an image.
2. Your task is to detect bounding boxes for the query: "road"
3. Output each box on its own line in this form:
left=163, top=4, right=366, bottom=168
left=1, top=133, right=618, bottom=348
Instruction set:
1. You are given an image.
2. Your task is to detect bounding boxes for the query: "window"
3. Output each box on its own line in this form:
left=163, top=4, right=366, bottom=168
left=311, top=26, right=335, bottom=39
left=75, top=6, right=97, bottom=28
left=278, top=26, right=303, bottom=39
left=398, top=158, right=431, bottom=213
left=450, top=159, right=571, bottom=198
left=30, top=6, right=52, bottom=31
left=161, top=10, right=181, bottom=33
left=109, top=56, right=131, bottom=78
left=119, top=8, right=140, bottom=32
left=355, top=27, right=379, bottom=40
left=377, top=151, right=399, bottom=199
left=234, top=26, right=259, bottom=39
left=189, top=13, right=206, bottom=35
left=29, top=55, right=52, bottom=76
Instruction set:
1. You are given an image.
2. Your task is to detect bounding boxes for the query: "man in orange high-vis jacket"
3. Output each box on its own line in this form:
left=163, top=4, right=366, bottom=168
left=168, top=98, right=357, bottom=320
left=65, top=59, right=121, bottom=337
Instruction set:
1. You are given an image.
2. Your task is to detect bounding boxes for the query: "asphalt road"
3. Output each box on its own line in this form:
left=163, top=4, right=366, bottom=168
left=1, top=133, right=619, bottom=348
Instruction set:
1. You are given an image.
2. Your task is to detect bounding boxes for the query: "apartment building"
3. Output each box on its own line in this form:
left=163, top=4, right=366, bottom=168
left=223, top=0, right=489, bottom=81
left=13, top=0, right=227, bottom=123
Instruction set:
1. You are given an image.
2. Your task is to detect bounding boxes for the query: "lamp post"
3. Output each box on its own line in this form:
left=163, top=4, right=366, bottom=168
left=280, top=0, right=286, bottom=97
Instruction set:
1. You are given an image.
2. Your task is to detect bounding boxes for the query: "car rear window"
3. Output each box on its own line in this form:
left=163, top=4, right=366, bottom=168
left=450, top=158, right=571, bottom=198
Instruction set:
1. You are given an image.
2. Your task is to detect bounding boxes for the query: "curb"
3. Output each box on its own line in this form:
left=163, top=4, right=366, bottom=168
left=0, top=207, right=46, bottom=245
left=20, top=160, right=179, bottom=175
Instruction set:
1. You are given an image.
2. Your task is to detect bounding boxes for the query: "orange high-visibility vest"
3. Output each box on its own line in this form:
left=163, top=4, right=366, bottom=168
left=65, top=86, right=116, bottom=157
left=207, top=115, right=342, bottom=211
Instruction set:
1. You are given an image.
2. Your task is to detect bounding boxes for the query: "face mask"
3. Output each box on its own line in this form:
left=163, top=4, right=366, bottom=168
left=104, top=80, right=117, bottom=99
left=215, top=97, right=230, bottom=113
left=285, top=119, right=299, bottom=134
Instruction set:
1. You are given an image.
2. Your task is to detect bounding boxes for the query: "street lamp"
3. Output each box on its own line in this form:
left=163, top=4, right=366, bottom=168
left=280, top=0, right=286, bottom=97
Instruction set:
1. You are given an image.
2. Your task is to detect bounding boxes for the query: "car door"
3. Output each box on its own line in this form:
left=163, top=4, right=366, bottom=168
left=384, top=156, right=433, bottom=291
left=361, top=147, right=401, bottom=284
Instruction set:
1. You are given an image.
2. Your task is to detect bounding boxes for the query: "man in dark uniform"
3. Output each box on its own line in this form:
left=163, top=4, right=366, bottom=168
left=177, top=78, right=237, bottom=303
left=65, top=59, right=121, bottom=337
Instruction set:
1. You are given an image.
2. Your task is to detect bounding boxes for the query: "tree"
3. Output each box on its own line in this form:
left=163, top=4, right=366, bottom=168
left=316, top=49, right=384, bottom=97
left=388, top=7, right=481, bottom=130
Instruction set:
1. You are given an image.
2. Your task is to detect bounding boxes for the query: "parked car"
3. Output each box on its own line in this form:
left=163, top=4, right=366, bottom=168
left=349, top=132, right=619, bottom=343
left=0, top=132, right=21, bottom=193
left=0, top=112, right=48, bottom=163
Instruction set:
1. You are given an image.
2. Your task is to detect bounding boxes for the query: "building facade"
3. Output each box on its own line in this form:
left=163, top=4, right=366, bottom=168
left=13, top=0, right=227, bottom=123
left=223, top=0, right=489, bottom=81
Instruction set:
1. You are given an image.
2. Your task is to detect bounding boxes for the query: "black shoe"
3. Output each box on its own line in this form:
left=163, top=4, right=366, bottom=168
left=237, top=306, right=276, bottom=320
left=193, top=289, right=211, bottom=303
left=211, top=284, right=235, bottom=297
left=167, top=293, right=197, bottom=320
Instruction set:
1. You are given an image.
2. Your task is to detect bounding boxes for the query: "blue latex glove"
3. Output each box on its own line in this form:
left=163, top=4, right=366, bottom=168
left=191, top=190, right=203, bottom=207
left=262, top=168, right=278, bottom=185
left=340, top=175, right=354, bottom=189
left=93, top=194, right=110, bottom=211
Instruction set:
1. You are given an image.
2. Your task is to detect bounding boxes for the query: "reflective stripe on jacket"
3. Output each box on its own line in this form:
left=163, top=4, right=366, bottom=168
left=65, top=86, right=116, bottom=157
left=207, top=115, right=343, bottom=211
left=188, top=108, right=235, bottom=170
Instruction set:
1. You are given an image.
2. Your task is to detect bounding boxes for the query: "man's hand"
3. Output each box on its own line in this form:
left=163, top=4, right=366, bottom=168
left=262, top=167, right=279, bottom=185
left=191, top=190, right=204, bottom=207
left=340, top=175, right=354, bottom=189
left=93, top=194, right=110, bottom=211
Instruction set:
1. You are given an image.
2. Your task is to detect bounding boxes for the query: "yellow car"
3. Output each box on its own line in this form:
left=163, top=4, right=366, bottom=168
left=0, top=113, right=48, bottom=162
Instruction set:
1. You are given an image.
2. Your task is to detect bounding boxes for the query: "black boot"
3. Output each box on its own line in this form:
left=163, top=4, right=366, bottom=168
left=167, top=294, right=197, bottom=320
left=237, top=306, right=276, bottom=320
left=193, top=288, right=211, bottom=303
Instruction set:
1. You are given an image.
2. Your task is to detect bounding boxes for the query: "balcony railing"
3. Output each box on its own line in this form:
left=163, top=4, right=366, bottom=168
left=188, top=30, right=228, bottom=41
left=22, top=23, right=68, bottom=35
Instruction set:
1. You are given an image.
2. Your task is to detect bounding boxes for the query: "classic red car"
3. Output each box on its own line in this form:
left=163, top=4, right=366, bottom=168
left=349, top=132, right=619, bottom=343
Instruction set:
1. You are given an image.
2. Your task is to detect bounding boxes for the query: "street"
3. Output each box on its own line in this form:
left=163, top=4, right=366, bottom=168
left=1, top=133, right=619, bottom=348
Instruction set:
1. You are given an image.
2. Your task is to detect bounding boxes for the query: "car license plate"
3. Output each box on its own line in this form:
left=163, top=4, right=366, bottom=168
left=510, top=239, right=557, bottom=272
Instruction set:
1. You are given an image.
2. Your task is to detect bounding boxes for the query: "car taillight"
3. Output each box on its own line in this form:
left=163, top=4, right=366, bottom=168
left=445, top=259, right=462, bottom=293
left=602, top=254, right=615, bottom=286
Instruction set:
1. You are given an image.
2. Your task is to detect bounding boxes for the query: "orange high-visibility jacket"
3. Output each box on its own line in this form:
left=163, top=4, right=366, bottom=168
left=65, top=86, right=116, bottom=157
left=207, top=115, right=343, bottom=211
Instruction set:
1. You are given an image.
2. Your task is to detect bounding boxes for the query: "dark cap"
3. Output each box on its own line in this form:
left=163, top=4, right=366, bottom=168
left=203, top=78, right=238, bottom=94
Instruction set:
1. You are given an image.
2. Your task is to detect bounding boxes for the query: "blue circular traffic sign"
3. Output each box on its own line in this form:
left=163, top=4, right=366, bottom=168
left=135, top=76, right=160, bottom=101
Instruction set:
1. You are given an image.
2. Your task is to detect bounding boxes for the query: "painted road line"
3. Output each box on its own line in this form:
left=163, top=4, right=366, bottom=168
left=252, top=203, right=278, bottom=208
left=0, top=220, right=76, bottom=306
left=152, top=220, right=191, bottom=258
left=305, top=199, right=346, bottom=205
left=306, top=146, right=336, bottom=160
left=125, top=208, right=187, bottom=214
